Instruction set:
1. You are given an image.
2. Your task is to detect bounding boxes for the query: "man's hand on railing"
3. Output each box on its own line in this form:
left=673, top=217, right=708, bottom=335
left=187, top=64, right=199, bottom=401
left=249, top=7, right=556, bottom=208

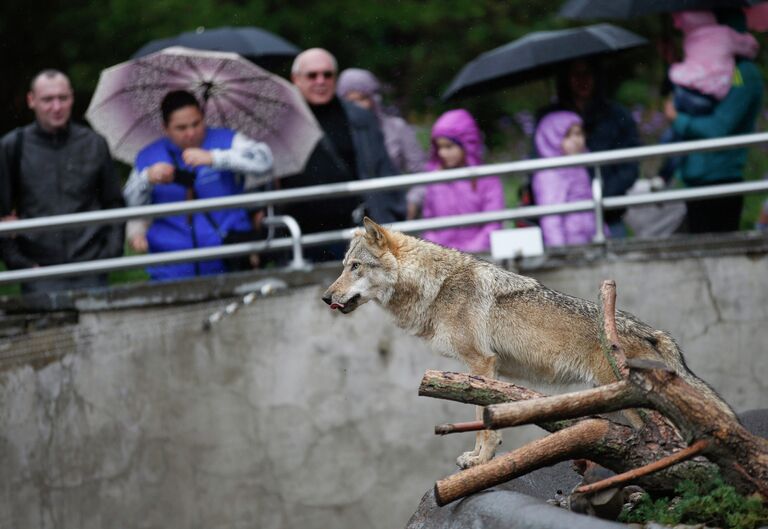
left=126, top=219, right=150, bottom=253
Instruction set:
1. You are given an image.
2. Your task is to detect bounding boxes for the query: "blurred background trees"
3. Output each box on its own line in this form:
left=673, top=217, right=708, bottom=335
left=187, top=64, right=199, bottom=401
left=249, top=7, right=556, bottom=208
left=0, top=0, right=670, bottom=136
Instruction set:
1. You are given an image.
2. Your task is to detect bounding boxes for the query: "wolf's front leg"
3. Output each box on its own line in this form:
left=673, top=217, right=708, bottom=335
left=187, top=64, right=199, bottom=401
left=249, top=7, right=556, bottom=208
left=456, top=405, right=502, bottom=469
left=456, top=354, right=501, bottom=469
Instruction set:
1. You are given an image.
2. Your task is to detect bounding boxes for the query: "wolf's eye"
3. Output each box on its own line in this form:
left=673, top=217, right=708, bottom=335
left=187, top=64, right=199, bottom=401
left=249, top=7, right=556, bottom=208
left=350, top=262, right=360, bottom=271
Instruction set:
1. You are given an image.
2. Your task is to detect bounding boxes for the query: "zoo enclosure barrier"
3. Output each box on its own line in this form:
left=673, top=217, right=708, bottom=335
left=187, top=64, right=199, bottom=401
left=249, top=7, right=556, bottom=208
left=0, top=132, right=767, bottom=286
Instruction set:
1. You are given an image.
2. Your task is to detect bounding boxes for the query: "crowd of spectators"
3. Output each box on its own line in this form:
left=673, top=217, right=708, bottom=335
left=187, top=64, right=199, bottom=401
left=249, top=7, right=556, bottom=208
left=0, top=7, right=764, bottom=293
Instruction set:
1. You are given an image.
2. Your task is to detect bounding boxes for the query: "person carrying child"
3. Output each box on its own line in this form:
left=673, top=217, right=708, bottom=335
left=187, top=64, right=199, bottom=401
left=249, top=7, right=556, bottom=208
left=532, top=110, right=596, bottom=247
left=669, top=9, right=758, bottom=117
left=421, top=109, right=504, bottom=252
left=663, top=8, right=763, bottom=233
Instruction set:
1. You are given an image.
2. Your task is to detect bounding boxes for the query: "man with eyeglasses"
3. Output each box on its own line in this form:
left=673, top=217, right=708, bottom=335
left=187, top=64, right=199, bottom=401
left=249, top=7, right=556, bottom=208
left=0, top=69, right=125, bottom=294
left=283, top=47, right=405, bottom=262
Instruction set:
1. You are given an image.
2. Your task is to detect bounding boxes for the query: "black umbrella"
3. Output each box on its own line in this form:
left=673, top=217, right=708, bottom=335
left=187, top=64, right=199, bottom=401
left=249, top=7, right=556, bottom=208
left=442, top=24, right=647, bottom=101
left=132, top=26, right=300, bottom=63
left=559, top=0, right=766, bottom=20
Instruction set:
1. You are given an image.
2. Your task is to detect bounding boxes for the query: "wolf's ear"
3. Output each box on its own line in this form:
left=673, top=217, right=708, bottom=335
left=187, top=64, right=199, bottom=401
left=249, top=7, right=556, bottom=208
left=363, top=217, right=387, bottom=248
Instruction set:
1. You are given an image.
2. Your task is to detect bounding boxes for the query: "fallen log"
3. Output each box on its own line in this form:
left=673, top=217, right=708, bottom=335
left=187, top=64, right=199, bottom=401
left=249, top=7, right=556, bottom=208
left=480, top=357, right=768, bottom=498
left=423, top=369, right=715, bottom=506
left=435, top=419, right=609, bottom=505
left=422, top=279, right=768, bottom=506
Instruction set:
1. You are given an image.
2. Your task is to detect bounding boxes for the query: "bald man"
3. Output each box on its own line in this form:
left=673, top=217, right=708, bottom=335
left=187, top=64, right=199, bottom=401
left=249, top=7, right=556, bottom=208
left=0, top=69, right=125, bottom=294
left=281, top=48, right=405, bottom=262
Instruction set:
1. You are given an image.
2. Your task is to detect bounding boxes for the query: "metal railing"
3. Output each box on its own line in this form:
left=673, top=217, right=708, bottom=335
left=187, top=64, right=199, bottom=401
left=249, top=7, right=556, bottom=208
left=0, top=131, right=767, bottom=285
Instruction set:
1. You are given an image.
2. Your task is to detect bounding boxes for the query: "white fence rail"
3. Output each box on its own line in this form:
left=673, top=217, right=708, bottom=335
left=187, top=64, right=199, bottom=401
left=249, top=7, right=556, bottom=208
left=1, top=132, right=767, bottom=285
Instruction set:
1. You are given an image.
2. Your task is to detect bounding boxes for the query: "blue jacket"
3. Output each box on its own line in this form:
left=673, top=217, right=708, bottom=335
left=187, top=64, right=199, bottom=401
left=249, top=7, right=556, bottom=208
left=673, top=59, right=764, bottom=187
left=135, top=128, right=252, bottom=281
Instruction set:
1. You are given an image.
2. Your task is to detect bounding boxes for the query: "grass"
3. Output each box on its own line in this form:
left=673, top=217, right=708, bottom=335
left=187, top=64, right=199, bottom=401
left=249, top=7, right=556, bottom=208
left=620, top=475, right=768, bottom=529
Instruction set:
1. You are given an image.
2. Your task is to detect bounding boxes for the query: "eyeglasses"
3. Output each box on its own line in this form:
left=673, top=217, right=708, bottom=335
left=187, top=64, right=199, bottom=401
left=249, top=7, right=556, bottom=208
left=304, top=70, right=335, bottom=81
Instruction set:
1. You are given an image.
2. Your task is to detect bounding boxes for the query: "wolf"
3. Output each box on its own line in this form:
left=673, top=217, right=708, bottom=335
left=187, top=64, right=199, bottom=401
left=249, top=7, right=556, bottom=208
left=322, top=218, right=735, bottom=468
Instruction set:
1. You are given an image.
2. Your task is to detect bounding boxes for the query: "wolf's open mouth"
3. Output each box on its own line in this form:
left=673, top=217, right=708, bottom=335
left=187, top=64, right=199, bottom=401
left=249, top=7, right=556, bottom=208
left=339, top=294, right=361, bottom=314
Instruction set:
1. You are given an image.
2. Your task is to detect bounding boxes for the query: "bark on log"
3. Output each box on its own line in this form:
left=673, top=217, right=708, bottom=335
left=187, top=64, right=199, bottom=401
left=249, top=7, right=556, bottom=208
left=626, top=359, right=768, bottom=497
left=422, top=367, right=768, bottom=502
left=419, top=369, right=578, bottom=433
left=483, top=380, right=645, bottom=430
left=435, top=419, right=609, bottom=506
left=419, top=369, right=547, bottom=406
left=421, top=370, right=715, bottom=501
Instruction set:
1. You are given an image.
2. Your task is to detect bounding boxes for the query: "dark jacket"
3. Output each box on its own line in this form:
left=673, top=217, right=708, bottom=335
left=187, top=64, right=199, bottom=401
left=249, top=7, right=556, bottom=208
left=344, top=100, right=406, bottom=223
left=581, top=99, right=640, bottom=200
left=279, top=98, right=404, bottom=232
left=0, top=122, right=125, bottom=269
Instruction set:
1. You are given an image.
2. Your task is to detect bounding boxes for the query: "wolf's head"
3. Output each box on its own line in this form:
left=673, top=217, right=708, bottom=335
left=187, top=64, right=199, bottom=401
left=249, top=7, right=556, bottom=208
left=322, top=217, right=400, bottom=314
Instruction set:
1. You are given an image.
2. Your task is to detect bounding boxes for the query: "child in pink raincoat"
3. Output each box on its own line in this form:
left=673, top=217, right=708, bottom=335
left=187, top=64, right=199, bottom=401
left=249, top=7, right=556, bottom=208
left=532, top=111, right=597, bottom=247
left=421, top=109, right=504, bottom=252
left=669, top=10, right=758, bottom=115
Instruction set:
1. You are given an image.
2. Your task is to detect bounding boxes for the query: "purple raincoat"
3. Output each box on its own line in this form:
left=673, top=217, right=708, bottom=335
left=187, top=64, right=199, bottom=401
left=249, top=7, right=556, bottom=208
left=532, top=111, right=596, bottom=246
left=421, top=109, right=504, bottom=252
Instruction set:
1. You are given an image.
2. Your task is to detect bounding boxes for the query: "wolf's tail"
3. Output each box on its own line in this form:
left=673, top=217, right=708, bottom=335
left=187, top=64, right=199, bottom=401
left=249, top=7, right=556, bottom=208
left=652, top=331, right=737, bottom=419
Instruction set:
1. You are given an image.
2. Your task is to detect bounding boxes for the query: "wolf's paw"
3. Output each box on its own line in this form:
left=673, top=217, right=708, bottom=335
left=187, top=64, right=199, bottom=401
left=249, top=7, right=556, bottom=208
left=456, top=450, right=485, bottom=469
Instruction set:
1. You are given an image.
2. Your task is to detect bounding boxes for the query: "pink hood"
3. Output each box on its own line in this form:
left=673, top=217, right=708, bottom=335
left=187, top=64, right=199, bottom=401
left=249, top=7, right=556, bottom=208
left=426, top=109, right=484, bottom=170
left=535, top=111, right=583, bottom=158
left=422, top=109, right=504, bottom=252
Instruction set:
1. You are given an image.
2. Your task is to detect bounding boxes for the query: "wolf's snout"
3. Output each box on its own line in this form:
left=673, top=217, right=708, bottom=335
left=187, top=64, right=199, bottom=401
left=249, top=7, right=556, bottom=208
left=322, top=291, right=344, bottom=310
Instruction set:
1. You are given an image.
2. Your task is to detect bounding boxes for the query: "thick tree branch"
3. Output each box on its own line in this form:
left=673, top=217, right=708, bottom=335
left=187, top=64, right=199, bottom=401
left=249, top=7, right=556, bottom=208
left=434, top=419, right=609, bottom=506
left=419, top=370, right=578, bottom=433
left=483, top=380, right=645, bottom=430
left=419, top=369, right=546, bottom=405
left=421, top=370, right=715, bottom=502
left=599, top=280, right=629, bottom=381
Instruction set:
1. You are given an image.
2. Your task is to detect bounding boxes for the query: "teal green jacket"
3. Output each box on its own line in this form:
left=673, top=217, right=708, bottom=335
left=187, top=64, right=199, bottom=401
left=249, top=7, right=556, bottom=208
left=673, top=59, right=764, bottom=187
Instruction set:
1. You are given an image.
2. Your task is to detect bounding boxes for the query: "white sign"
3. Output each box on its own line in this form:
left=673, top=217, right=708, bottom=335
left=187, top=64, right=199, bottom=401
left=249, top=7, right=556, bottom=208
left=490, top=227, right=544, bottom=259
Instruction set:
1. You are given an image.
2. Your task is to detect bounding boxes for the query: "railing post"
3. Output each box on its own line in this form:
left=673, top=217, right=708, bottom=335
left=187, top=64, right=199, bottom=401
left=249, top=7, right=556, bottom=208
left=262, top=215, right=308, bottom=270
left=592, top=166, right=606, bottom=244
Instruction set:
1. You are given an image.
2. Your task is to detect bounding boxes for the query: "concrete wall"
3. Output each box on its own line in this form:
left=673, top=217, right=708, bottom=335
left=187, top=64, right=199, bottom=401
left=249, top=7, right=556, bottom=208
left=1, top=237, right=766, bottom=529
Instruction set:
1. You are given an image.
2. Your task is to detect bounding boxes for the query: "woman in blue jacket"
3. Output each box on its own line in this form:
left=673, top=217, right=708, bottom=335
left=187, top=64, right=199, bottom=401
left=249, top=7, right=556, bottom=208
left=124, top=90, right=273, bottom=281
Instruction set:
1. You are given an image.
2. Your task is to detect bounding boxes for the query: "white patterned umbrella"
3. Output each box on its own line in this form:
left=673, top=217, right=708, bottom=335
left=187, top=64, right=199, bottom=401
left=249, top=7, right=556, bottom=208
left=86, top=46, right=321, bottom=177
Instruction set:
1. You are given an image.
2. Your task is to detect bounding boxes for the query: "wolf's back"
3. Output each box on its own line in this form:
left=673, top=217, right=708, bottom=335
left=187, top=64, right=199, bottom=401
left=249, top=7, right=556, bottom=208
left=508, top=278, right=736, bottom=419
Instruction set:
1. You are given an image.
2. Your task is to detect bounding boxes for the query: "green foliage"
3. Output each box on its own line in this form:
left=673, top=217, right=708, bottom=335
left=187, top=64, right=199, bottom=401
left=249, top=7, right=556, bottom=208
left=620, top=476, right=768, bottom=529
left=0, top=0, right=662, bottom=134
